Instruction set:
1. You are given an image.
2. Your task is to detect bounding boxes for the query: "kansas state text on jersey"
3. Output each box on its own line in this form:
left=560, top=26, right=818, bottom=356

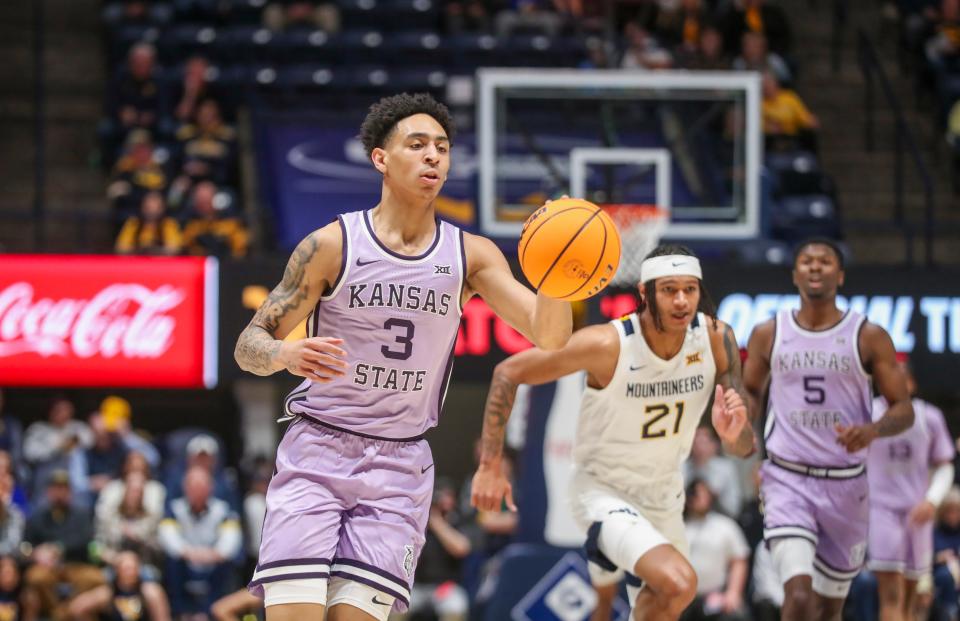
left=284, top=209, right=465, bottom=439
left=764, top=310, right=873, bottom=466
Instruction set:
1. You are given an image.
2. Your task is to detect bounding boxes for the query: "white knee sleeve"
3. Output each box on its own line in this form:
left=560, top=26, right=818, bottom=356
left=770, top=538, right=815, bottom=584
left=263, top=577, right=328, bottom=607
left=598, top=512, right=669, bottom=573
left=327, top=576, right=396, bottom=621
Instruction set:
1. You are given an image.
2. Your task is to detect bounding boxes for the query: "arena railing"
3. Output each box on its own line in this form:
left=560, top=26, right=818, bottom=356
left=857, top=29, right=936, bottom=267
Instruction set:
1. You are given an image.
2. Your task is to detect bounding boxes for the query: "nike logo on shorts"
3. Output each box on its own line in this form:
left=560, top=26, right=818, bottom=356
left=356, top=258, right=380, bottom=266
left=372, top=595, right=391, bottom=606
left=421, top=464, right=434, bottom=474
left=629, top=364, right=644, bottom=371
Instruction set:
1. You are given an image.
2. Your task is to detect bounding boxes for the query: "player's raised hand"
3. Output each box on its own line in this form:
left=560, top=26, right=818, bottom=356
left=471, top=463, right=517, bottom=513
left=834, top=422, right=879, bottom=452
left=711, top=385, right=747, bottom=444
left=278, top=337, right=348, bottom=381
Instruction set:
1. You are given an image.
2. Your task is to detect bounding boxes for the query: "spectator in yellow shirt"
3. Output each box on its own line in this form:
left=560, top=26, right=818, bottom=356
left=761, top=71, right=819, bottom=151
left=181, top=182, right=249, bottom=259
left=115, top=192, right=183, bottom=256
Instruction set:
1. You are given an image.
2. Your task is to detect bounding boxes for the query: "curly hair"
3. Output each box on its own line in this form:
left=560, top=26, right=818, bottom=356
left=359, top=92, right=455, bottom=158
left=636, top=243, right=717, bottom=332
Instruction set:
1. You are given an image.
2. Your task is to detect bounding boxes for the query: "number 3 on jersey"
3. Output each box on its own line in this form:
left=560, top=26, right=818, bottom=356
left=642, top=402, right=686, bottom=439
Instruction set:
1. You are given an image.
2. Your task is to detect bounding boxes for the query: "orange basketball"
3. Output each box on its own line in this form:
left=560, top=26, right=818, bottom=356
left=518, top=198, right=621, bottom=301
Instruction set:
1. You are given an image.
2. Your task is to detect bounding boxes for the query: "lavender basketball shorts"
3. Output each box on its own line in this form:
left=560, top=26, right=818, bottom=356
left=248, top=417, right=434, bottom=612
left=868, top=505, right=933, bottom=579
left=760, top=460, right=869, bottom=584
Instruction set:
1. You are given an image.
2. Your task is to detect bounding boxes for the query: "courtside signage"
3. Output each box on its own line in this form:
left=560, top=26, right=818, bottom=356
left=0, top=255, right=218, bottom=388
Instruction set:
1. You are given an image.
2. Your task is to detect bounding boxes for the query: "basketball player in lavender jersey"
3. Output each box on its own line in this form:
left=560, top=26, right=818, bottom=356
left=472, top=244, right=757, bottom=621
left=233, top=93, right=572, bottom=621
left=867, top=356, right=955, bottom=621
left=743, top=238, right=915, bottom=621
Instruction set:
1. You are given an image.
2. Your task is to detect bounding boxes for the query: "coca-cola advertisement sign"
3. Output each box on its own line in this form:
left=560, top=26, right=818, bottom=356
left=0, top=255, right=218, bottom=388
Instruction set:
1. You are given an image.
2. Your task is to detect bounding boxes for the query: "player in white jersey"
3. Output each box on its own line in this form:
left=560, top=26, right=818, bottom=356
left=471, top=244, right=756, bottom=621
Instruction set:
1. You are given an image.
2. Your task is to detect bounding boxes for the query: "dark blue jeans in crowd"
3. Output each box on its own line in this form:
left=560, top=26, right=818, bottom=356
left=934, top=564, right=959, bottom=621
left=165, top=557, right=235, bottom=615
left=846, top=569, right=879, bottom=621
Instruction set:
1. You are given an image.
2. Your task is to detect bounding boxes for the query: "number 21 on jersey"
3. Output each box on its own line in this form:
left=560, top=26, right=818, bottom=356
left=642, top=402, right=686, bottom=439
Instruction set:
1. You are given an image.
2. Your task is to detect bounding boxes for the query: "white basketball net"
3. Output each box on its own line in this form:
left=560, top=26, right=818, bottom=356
left=602, top=205, right=669, bottom=287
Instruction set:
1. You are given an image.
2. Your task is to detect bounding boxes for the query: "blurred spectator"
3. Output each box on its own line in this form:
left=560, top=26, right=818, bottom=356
left=181, top=182, right=249, bottom=259
left=653, top=0, right=712, bottom=53
left=494, top=0, right=564, bottom=38
left=676, top=24, right=728, bottom=70
left=0, top=390, right=25, bottom=486
left=171, top=98, right=237, bottom=190
left=0, top=556, right=24, bottom=621
left=25, top=470, right=94, bottom=564
left=924, top=0, right=960, bottom=68
left=98, top=451, right=166, bottom=525
left=933, top=486, right=960, bottom=620
left=241, top=458, right=269, bottom=580
left=579, top=40, right=612, bottom=69
left=263, top=0, right=341, bottom=33
left=736, top=461, right=764, bottom=552
left=159, top=467, right=242, bottom=617
left=682, top=427, right=743, bottom=517
left=760, top=70, right=819, bottom=152
left=115, top=191, right=183, bottom=256
left=620, top=21, right=673, bottom=70
left=169, top=57, right=228, bottom=125
left=67, top=551, right=171, bottom=621
left=396, top=477, right=471, bottom=621
left=81, top=399, right=160, bottom=501
left=0, top=452, right=27, bottom=518
left=107, top=130, right=169, bottom=222
left=732, top=31, right=792, bottom=84
left=749, top=542, right=783, bottom=621
left=947, top=93, right=960, bottom=193
left=95, top=471, right=164, bottom=567
left=164, top=433, right=241, bottom=513
left=444, top=0, right=498, bottom=33
left=106, top=43, right=162, bottom=136
left=23, top=470, right=103, bottom=620
left=0, top=472, right=24, bottom=558
left=720, top=0, right=792, bottom=56
left=24, top=396, right=93, bottom=502
left=681, top=479, right=750, bottom=621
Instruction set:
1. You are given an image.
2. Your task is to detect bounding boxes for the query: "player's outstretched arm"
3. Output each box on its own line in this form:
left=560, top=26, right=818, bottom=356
left=710, top=321, right=755, bottom=458
left=463, top=233, right=572, bottom=351
left=471, top=325, right=617, bottom=512
left=234, top=224, right=346, bottom=378
left=836, top=323, right=914, bottom=452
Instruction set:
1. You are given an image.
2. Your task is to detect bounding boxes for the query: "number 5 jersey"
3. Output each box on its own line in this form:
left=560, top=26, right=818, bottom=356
left=574, top=313, right=716, bottom=510
left=764, top=309, right=873, bottom=467
left=283, top=209, right=466, bottom=440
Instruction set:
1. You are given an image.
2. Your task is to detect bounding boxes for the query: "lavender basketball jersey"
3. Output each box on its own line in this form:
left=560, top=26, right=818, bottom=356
left=868, top=397, right=955, bottom=511
left=765, top=310, right=872, bottom=466
left=285, top=209, right=465, bottom=439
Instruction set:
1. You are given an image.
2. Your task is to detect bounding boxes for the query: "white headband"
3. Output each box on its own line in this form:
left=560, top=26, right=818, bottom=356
left=640, top=255, right=702, bottom=282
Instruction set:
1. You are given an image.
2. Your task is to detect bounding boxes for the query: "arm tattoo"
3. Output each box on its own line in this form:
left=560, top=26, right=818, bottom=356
left=718, top=324, right=746, bottom=398
left=234, top=236, right=320, bottom=375
left=480, top=373, right=518, bottom=464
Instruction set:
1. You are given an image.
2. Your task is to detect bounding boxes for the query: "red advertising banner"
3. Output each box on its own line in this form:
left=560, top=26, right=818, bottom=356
left=0, top=255, right=218, bottom=388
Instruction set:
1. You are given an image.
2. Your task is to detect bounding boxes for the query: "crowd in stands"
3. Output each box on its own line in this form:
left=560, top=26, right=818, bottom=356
left=98, top=0, right=840, bottom=254
left=886, top=0, right=960, bottom=190
left=101, top=34, right=248, bottom=258
left=0, top=387, right=269, bottom=621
